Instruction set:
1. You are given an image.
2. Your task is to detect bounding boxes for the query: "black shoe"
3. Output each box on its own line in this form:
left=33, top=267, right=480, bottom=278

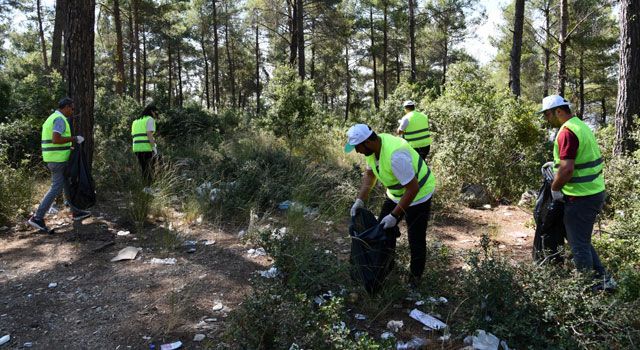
left=72, top=210, right=91, bottom=221
left=27, top=216, right=50, bottom=233
left=591, top=277, right=617, bottom=293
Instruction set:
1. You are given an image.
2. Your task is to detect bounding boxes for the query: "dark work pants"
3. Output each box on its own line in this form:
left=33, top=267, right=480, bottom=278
left=378, top=197, right=432, bottom=279
left=564, top=191, right=606, bottom=278
left=136, top=152, right=154, bottom=185
left=414, top=145, right=430, bottom=160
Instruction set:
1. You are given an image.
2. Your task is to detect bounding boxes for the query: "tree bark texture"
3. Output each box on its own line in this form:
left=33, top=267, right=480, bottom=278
left=36, top=0, right=49, bottom=70
left=579, top=54, right=585, bottom=119
left=345, top=43, right=350, bottom=122
left=614, top=0, right=640, bottom=155
left=128, top=2, right=134, bottom=97
left=177, top=44, right=183, bottom=107
left=168, top=42, right=173, bottom=108
left=255, top=17, right=260, bottom=115
left=542, top=2, right=551, bottom=97
left=224, top=6, right=236, bottom=108
left=200, top=30, right=210, bottom=109
left=509, top=0, right=525, bottom=97
left=212, top=0, right=220, bottom=109
left=134, top=0, right=141, bottom=103
left=296, top=0, right=305, bottom=79
left=556, top=0, right=568, bottom=96
left=65, top=0, right=95, bottom=166
left=370, top=6, right=379, bottom=110
left=113, top=0, right=126, bottom=95
left=142, top=25, right=147, bottom=103
left=51, top=0, right=66, bottom=72
left=409, top=0, right=417, bottom=82
left=382, top=2, right=388, bottom=100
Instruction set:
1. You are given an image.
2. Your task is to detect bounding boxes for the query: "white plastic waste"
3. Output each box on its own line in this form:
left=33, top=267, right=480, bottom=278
left=409, top=309, right=447, bottom=330
left=0, top=335, right=9, bottom=346
left=160, top=341, right=182, bottom=350
left=386, top=320, right=404, bottom=332
left=471, top=330, right=500, bottom=350
left=396, top=336, right=429, bottom=350
left=149, top=258, right=177, bottom=265
left=258, top=267, right=279, bottom=278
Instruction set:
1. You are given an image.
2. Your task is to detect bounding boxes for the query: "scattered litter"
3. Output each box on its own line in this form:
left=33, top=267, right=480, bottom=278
left=204, top=318, right=217, bottom=322
left=116, top=230, right=130, bottom=236
left=23, top=342, right=32, bottom=348
left=380, top=332, right=394, bottom=340
left=237, top=230, right=246, bottom=238
left=160, top=341, right=182, bottom=350
left=386, top=320, right=404, bottom=332
left=0, top=335, right=9, bottom=346
left=415, top=300, right=425, bottom=306
left=247, top=248, right=266, bottom=257
left=183, top=240, right=197, bottom=254
left=47, top=205, right=59, bottom=215
left=271, top=227, right=287, bottom=240
left=193, top=334, right=205, bottom=342
left=409, top=309, right=447, bottom=330
left=438, top=334, right=450, bottom=342
left=482, top=204, right=492, bottom=210
left=469, top=329, right=502, bottom=350
left=396, top=337, right=429, bottom=349
left=498, top=244, right=506, bottom=249
left=425, top=296, right=448, bottom=304
left=332, top=321, right=346, bottom=331
left=48, top=282, right=57, bottom=288
left=142, top=336, right=151, bottom=340
left=110, top=246, right=141, bottom=262
left=258, top=267, right=279, bottom=278
left=196, top=215, right=203, bottom=224
left=212, top=302, right=224, bottom=311
left=354, top=313, right=366, bottom=320
left=149, top=258, right=177, bottom=265
left=203, top=240, right=216, bottom=246
left=277, top=200, right=319, bottom=217
left=313, top=291, right=335, bottom=305
left=0, top=226, right=8, bottom=231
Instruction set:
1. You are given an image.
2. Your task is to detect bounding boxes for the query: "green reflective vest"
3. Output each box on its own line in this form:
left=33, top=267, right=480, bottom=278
left=131, top=116, right=155, bottom=153
left=553, top=116, right=605, bottom=196
left=366, top=134, right=436, bottom=202
left=41, top=112, right=71, bottom=163
left=402, top=111, right=432, bottom=148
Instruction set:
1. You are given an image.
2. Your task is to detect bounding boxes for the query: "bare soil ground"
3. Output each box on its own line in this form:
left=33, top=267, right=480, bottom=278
left=0, top=201, right=534, bottom=349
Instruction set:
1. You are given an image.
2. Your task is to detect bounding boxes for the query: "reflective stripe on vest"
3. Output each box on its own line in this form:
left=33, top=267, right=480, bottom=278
left=131, top=116, right=154, bottom=153
left=553, top=116, right=605, bottom=196
left=41, top=112, right=71, bottom=162
left=366, top=134, right=436, bottom=202
left=402, top=111, right=432, bottom=148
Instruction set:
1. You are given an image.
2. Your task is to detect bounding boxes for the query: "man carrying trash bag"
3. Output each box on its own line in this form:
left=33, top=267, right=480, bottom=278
left=346, top=124, right=436, bottom=290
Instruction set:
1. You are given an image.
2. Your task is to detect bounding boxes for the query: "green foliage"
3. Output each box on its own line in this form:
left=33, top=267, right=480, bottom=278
left=157, top=106, right=221, bottom=143
left=425, top=63, right=546, bottom=202
left=0, top=154, right=33, bottom=225
left=370, top=82, right=431, bottom=132
left=261, top=65, right=317, bottom=150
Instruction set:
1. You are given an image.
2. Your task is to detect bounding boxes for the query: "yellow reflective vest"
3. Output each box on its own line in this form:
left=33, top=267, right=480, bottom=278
left=131, top=116, right=155, bottom=153
left=402, top=111, right=432, bottom=148
left=41, top=112, right=72, bottom=163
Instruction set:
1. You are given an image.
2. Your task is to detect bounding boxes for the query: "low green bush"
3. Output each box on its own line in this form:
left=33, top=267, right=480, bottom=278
left=0, top=156, right=33, bottom=225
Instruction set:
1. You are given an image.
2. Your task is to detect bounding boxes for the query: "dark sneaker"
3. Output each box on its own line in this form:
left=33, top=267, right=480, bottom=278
left=72, top=210, right=91, bottom=221
left=27, top=216, right=50, bottom=233
left=591, top=277, right=617, bottom=293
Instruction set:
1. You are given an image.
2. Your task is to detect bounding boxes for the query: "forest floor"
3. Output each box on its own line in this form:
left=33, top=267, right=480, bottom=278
left=0, top=198, right=535, bottom=349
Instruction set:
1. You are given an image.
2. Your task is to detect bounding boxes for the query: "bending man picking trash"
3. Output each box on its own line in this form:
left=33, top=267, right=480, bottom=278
left=27, top=97, right=91, bottom=233
left=539, top=95, right=614, bottom=292
left=346, top=124, right=436, bottom=288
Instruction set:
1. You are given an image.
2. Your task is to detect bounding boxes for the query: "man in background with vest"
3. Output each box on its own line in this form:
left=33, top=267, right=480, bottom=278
left=397, top=100, right=432, bottom=160
left=131, top=105, right=158, bottom=186
left=539, top=95, right=613, bottom=292
left=346, top=124, right=436, bottom=288
left=27, top=97, right=91, bottom=233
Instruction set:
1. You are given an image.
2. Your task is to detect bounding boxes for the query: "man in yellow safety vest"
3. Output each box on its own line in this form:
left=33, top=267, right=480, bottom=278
left=27, top=97, right=91, bottom=233
left=539, top=95, right=614, bottom=292
left=397, top=100, right=432, bottom=160
left=131, top=104, right=159, bottom=186
left=346, top=124, right=436, bottom=288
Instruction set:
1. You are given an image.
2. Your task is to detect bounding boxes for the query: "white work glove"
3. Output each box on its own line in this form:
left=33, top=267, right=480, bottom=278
left=551, top=190, right=564, bottom=202
left=75, top=136, right=84, bottom=144
left=152, top=144, right=158, bottom=156
left=542, top=161, right=555, bottom=169
left=350, top=198, right=364, bottom=217
left=380, top=213, right=398, bottom=229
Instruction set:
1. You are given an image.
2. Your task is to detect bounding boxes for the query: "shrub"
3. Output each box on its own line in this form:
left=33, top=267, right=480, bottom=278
left=0, top=155, right=33, bottom=225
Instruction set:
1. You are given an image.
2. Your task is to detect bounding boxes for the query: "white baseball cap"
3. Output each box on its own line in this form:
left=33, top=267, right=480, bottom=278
left=539, top=95, right=570, bottom=113
left=344, top=124, right=373, bottom=153
left=402, top=100, right=416, bottom=108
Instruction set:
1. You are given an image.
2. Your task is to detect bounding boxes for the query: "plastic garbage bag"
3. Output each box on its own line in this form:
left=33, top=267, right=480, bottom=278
left=471, top=330, right=500, bottom=350
left=66, top=143, right=96, bottom=210
left=532, top=163, right=566, bottom=263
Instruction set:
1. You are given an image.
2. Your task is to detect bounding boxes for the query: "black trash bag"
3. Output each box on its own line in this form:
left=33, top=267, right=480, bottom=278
left=66, top=144, right=96, bottom=210
left=349, top=208, right=395, bottom=295
left=532, top=171, right=566, bottom=263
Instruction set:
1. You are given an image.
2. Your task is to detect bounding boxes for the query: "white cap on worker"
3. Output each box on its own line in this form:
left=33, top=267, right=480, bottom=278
left=402, top=100, right=415, bottom=108
left=344, top=124, right=373, bottom=153
left=538, top=95, right=570, bottom=113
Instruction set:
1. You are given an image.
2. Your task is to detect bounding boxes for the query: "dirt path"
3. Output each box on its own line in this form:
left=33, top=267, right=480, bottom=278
left=0, top=203, right=534, bottom=349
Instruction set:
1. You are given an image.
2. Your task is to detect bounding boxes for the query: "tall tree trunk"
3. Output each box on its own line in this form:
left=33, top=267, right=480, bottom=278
left=614, top=0, right=640, bottom=155
left=542, top=2, right=551, bottom=97
left=600, top=97, right=606, bottom=126
left=128, top=2, right=134, bottom=97
left=345, top=43, right=350, bottom=122
left=288, top=0, right=297, bottom=65
left=370, top=6, right=379, bottom=110
left=113, top=0, right=125, bottom=95
left=65, top=0, right=95, bottom=166
left=578, top=54, right=585, bottom=119
left=255, top=16, right=260, bottom=115
left=556, top=0, right=568, bottom=96
left=36, top=0, right=49, bottom=70
left=396, top=39, right=400, bottom=84
left=224, top=6, right=236, bottom=108
left=296, top=0, right=304, bottom=79
left=509, top=0, right=525, bottom=97
left=142, top=25, right=147, bottom=103
left=177, top=44, right=183, bottom=107
left=51, top=0, right=66, bottom=72
left=408, top=0, right=416, bottom=82
left=212, top=0, right=220, bottom=109
left=200, top=31, right=210, bottom=109
left=382, top=1, right=388, bottom=100
left=134, top=0, right=141, bottom=103
left=168, top=42, right=173, bottom=108
left=441, top=35, right=448, bottom=88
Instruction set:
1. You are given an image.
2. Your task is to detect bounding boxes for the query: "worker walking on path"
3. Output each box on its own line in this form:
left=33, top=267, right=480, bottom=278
left=131, top=105, right=159, bottom=186
left=539, top=95, right=614, bottom=292
left=397, top=100, right=432, bottom=160
left=27, top=97, right=91, bottom=233
left=346, top=124, right=436, bottom=288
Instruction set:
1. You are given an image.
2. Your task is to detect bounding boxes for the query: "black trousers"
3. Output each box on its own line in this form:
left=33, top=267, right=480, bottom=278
left=414, top=145, right=430, bottom=160
left=136, top=152, right=154, bottom=185
left=378, top=196, right=432, bottom=279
